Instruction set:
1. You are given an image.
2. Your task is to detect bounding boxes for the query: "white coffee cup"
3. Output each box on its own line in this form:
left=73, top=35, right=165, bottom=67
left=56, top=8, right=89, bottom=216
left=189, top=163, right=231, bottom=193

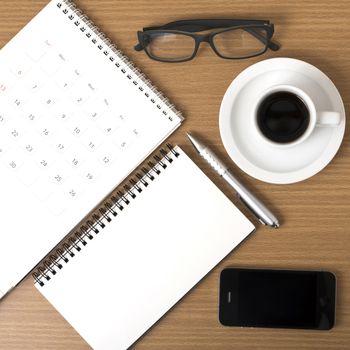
left=252, top=84, right=341, bottom=148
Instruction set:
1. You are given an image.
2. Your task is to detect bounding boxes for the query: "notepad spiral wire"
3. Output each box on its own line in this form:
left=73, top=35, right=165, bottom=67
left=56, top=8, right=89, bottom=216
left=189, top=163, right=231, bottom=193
left=32, top=145, right=180, bottom=287
left=56, top=0, right=182, bottom=121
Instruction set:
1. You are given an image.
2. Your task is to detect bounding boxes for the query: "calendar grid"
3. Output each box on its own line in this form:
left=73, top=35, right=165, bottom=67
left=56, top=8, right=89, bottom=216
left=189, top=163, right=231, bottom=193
left=57, top=0, right=183, bottom=120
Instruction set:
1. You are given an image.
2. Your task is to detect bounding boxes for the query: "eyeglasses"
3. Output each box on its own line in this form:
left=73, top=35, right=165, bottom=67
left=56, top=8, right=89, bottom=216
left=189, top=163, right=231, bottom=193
left=134, top=19, right=280, bottom=63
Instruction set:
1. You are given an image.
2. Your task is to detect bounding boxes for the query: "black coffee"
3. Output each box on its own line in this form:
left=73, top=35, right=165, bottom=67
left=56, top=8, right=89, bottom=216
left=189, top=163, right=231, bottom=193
left=257, top=92, right=310, bottom=143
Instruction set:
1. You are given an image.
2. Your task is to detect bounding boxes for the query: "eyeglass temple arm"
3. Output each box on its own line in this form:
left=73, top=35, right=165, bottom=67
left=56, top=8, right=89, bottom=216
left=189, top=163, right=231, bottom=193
left=136, top=19, right=280, bottom=51
left=145, top=18, right=269, bottom=30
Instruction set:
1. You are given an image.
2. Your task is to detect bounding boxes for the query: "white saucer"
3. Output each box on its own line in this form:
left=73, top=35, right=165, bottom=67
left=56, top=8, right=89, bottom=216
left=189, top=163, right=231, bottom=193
left=219, top=57, right=346, bottom=184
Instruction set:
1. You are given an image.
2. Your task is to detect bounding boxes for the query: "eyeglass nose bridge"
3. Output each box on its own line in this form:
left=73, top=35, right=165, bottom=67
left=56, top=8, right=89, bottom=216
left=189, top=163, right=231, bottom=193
left=195, top=33, right=211, bottom=43
left=193, top=34, right=214, bottom=54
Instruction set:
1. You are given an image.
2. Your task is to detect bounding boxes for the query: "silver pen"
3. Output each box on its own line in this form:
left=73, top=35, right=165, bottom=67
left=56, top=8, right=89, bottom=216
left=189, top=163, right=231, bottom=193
left=187, top=133, right=279, bottom=228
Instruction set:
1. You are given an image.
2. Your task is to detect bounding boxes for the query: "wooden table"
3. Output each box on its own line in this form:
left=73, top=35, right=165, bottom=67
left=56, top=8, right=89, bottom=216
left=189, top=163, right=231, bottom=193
left=0, top=0, right=349, bottom=349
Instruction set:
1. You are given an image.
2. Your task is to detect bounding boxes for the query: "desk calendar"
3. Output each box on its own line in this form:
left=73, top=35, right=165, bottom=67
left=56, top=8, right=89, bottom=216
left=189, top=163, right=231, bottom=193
left=0, top=0, right=183, bottom=298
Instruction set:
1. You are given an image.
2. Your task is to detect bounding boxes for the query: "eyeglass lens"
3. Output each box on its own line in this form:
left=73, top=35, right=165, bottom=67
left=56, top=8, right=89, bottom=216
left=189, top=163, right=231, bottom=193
left=146, top=33, right=196, bottom=61
left=213, top=27, right=267, bottom=58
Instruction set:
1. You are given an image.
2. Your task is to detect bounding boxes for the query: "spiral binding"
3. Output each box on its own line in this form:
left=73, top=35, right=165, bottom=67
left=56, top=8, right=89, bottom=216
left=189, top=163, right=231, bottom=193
left=55, top=1, right=183, bottom=121
left=32, top=144, right=180, bottom=287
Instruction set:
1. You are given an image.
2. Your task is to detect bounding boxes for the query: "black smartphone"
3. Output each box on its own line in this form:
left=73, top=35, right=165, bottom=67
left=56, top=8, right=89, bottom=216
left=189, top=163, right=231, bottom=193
left=219, top=268, right=336, bottom=330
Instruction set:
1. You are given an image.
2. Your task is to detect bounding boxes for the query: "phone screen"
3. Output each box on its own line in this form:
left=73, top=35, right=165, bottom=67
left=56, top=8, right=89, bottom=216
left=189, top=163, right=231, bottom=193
left=219, top=268, right=336, bottom=330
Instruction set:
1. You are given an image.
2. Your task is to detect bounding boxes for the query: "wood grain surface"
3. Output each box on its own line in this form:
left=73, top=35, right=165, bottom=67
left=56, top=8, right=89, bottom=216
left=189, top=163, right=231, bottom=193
left=0, top=0, right=349, bottom=349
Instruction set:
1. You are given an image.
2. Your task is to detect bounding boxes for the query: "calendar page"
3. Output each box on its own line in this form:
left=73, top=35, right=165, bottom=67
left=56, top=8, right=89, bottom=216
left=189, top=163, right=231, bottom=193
left=0, top=0, right=182, bottom=297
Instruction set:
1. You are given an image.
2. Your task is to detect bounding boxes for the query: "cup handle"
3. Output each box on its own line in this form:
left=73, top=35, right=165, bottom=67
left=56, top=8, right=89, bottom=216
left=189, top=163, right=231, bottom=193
left=316, top=111, right=341, bottom=126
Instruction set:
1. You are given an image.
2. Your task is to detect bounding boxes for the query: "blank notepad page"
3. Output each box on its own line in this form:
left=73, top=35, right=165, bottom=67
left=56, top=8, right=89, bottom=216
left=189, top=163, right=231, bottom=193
left=35, top=146, right=255, bottom=350
left=0, top=0, right=182, bottom=297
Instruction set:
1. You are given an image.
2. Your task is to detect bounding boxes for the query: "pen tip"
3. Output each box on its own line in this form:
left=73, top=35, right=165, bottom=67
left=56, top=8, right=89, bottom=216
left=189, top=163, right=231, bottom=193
left=186, top=133, right=202, bottom=153
left=186, top=132, right=195, bottom=145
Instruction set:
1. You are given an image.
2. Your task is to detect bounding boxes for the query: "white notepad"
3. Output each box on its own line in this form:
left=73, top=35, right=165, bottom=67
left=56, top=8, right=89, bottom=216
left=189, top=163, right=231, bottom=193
left=0, top=0, right=183, bottom=297
left=34, top=146, right=255, bottom=350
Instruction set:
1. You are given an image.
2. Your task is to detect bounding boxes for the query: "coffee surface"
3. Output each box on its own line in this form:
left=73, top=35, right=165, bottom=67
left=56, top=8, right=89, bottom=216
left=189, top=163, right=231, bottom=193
left=257, top=92, right=310, bottom=143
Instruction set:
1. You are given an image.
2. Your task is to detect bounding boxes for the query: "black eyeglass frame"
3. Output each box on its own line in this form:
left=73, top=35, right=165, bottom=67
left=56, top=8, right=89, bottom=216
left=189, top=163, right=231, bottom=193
left=135, top=19, right=280, bottom=63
